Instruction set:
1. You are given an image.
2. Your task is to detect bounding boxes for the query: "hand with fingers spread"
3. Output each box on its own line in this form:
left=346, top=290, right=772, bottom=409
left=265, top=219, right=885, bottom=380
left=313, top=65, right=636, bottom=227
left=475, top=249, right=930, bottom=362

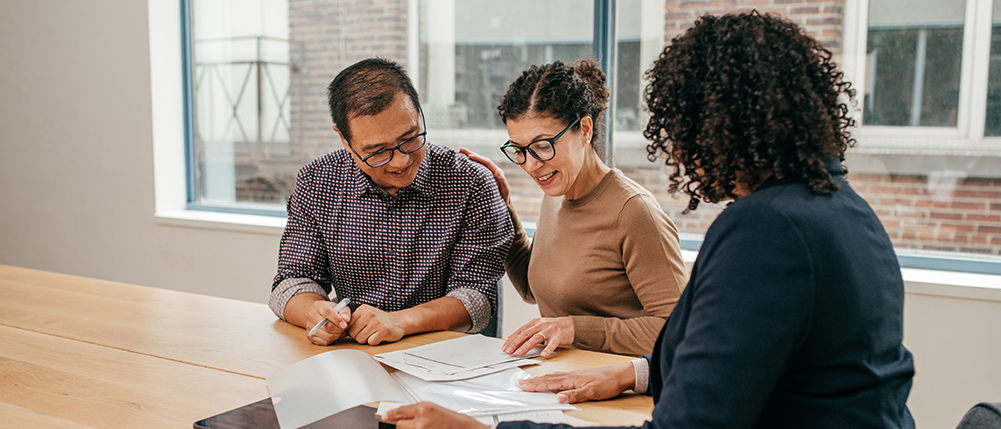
left=383, top=402, right=488, bottom=429
left=502, top=316, right=574, bottom=358
left=517, top=363, right=636, bottom=404
left=347, top=304, right=407, bottom=346
left=304, top=299, right=352, bottom=345
left=459, top=147, right=510, bottom=204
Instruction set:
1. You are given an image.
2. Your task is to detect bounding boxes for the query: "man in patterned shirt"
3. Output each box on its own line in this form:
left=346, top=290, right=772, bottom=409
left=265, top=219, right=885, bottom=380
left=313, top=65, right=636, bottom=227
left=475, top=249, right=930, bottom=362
left=269, top=58, right=513, bottom=346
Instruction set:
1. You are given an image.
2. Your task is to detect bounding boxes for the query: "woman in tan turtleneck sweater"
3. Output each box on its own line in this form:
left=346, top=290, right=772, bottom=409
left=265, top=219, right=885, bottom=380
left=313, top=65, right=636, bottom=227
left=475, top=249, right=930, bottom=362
left=463, top=58, right=688, bottom=357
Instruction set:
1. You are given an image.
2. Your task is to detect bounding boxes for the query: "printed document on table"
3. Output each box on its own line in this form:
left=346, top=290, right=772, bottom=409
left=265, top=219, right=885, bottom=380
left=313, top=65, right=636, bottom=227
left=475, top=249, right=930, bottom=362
left=390, top=368, right=576, bottom=417
left=403, top=334, right=541, bottom=368
left=374, top=335, right=543, bottom=380
left=267, top=349, right=414, bottom=429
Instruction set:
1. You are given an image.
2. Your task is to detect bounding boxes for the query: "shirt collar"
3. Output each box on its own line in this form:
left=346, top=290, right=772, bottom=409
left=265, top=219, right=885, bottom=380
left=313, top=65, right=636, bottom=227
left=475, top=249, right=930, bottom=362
left=349, top=155, right=434, bottom=200
left=755, top=158, right=844, bottom=193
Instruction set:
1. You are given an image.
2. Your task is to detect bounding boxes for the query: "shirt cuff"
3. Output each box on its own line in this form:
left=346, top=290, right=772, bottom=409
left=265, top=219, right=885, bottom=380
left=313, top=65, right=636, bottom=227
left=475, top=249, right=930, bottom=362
left=630, top=358, right=650, bottom=394
left=446, top=288, right=492, bottom=334
left=269, top=277, right=330, bottom=320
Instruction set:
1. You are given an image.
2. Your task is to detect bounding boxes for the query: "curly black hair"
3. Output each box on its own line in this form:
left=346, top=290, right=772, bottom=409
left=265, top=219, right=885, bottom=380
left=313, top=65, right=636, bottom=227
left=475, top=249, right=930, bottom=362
left=643, top=11, right=856, bottom=212
left=497, top=59, right=610, bottom=157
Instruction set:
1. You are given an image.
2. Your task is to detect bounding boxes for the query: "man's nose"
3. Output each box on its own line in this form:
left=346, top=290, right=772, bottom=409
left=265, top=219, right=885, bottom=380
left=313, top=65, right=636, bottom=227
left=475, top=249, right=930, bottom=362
left=387, top=148, right=411, bottom=169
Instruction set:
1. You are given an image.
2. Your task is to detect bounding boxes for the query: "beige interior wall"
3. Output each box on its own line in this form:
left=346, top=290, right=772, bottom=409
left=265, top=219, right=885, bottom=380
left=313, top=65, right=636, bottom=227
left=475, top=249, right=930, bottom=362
left=0, top=0, right=279, bottom=304
left=902, top=284, right=1001, bottom=428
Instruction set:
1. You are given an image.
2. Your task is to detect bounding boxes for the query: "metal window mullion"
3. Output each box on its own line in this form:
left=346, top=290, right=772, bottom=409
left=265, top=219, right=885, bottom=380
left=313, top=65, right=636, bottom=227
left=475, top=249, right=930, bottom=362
left=180, top=0, right=197, bottom=203
left=593, top=0, right=616, bottom=167
left=910, top=29, right=927, bottom=127
left=967, top=0, right=995, bottom=140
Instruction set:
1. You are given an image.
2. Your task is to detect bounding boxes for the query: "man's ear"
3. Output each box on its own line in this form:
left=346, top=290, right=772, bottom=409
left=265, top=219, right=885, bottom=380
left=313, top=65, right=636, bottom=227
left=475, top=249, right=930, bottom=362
left=333, top=125, right=349, bottom=150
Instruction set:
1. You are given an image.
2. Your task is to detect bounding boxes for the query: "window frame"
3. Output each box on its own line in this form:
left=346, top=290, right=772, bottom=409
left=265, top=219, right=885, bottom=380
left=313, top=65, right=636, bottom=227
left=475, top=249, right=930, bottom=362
left=843, top=0, right=1001, bottom=150
left=172, top=0, right=1001, bottom=275
left=838, top=0, right=1001, bottom=274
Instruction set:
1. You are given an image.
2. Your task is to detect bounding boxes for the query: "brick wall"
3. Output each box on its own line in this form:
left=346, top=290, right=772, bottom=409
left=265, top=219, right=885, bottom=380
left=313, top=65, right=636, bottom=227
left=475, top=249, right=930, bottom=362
left=234, top=0, right=409, bottom=204
left=506, top=0, right=1001, bottom=258
left=854, top=174, right=1001, bottom=255
left=504, top=160, right=1001, bottom=257
left=289, top=0, right=408, bottom=159
left=232, top=0, right=1001, bottom=258
left=663, top=0, right=844, bottom=52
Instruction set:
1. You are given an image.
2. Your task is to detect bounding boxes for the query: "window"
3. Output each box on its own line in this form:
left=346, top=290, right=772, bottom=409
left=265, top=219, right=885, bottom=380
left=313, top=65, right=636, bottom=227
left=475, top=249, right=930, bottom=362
left=186, top=0, right=293, bottom=214
left=841, top=0, right=1001, bottom=270
left=864, top=0, right=965, bottom=127
left=181, top=0, right=1001, bottom=271
left=987, top=0, right=1001, bottom=136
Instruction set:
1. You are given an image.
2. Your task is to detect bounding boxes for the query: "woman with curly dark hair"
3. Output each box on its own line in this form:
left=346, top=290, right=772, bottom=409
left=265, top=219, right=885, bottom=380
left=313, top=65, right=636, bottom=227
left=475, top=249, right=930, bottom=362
left=461, top=58, right=688, bottom=357
left=386, top=12, right=915, bottom=429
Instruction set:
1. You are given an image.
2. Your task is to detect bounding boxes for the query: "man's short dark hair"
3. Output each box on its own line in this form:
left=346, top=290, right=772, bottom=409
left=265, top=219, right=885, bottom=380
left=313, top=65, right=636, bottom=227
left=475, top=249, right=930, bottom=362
left=326, top=58, right=421, bottom=143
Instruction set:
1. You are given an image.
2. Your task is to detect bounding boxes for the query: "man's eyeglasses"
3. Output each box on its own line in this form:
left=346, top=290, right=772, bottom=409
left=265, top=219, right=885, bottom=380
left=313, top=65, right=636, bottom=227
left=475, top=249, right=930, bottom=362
left=347, top=106, right=427, bottom=168
left=499, top=117, right=581, bottom=165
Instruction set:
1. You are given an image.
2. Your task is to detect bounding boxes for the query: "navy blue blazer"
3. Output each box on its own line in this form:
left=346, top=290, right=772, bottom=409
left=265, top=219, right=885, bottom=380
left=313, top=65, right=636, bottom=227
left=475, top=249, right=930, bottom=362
left=502, top=162, right=915, bottom=429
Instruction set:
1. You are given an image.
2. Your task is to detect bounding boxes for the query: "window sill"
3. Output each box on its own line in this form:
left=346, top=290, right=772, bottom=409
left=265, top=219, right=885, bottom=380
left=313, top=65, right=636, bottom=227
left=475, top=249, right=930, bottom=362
left=901, top=268, right=1001, bottom=302
left=156, top=213, right=1000, bottom=301
left=155, top=210, right=286, bottom=236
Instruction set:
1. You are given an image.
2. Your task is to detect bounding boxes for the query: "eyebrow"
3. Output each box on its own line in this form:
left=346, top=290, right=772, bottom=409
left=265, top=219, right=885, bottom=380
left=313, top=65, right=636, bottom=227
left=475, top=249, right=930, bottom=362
left=356, top=125, right=421, bottom=152
left=508, top=132, right=558, bottom=147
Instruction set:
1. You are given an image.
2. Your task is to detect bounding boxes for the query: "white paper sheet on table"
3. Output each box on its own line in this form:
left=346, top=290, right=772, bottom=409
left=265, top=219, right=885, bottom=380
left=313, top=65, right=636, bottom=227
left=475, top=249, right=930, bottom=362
left=268, top=349, right=569, bottom=429
left=378, top=402, right=571, bottom=426
left=375, top=334, right=543, bottom=380
left=391, top=368, right=577, bottom=416
left=267, top=349, right=414, bottom=429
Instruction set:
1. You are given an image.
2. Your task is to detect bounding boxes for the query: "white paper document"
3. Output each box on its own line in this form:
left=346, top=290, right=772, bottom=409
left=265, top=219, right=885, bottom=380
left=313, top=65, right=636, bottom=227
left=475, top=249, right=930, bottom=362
left=267, top=348, right=571, bottom=429
left=375, top=334, right=543, bottom=381
left=267, top=349, right=413, bottom=429
left=391, top=368, right=576, bottom=417
left=476, top=410, right=570, bottom=426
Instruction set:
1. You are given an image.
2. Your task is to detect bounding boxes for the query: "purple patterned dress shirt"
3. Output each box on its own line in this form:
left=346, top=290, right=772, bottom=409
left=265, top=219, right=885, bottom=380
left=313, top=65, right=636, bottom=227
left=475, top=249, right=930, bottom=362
left=269, top=143, right=513, bottom=333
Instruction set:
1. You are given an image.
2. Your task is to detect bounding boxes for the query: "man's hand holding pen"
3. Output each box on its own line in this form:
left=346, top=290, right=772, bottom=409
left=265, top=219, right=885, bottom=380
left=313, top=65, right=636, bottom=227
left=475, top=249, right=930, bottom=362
left=306, top=297, right=409, bottom=346
left=306, top=297, right=352, bottom=345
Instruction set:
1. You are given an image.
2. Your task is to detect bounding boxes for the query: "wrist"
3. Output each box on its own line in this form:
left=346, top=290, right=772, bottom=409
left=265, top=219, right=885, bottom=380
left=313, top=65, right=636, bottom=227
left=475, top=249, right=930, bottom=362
left=286, top=293, right=328, bottom=328
left=615, top=362, right=637, bottom=393
left=559, top=316, right=576, bottom=343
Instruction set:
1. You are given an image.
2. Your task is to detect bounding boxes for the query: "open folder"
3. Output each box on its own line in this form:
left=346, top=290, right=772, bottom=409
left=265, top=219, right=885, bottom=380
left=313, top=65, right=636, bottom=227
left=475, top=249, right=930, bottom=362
left=266, top=346, right=572, bottom=429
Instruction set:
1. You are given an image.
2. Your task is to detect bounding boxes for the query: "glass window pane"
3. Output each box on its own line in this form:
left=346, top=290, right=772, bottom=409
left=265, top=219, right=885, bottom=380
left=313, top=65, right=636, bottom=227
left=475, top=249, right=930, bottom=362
left=848, top=0, right=1001, bottom=260
left=863, top=0, right=965, bottom=127
left=190, top=0, right=293, bottom=206
left=421, top=0, right=593, bottom=224
left=185, top=0, right=1001, bottom=261
left=986, top=0, right=1001, bottom=136
left=613, top=0, right=724, bottom=240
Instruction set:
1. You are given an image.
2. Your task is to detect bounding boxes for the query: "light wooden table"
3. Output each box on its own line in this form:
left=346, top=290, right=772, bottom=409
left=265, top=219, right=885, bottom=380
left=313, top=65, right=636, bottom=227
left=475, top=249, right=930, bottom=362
left=0, top=265, right=653, bottom=428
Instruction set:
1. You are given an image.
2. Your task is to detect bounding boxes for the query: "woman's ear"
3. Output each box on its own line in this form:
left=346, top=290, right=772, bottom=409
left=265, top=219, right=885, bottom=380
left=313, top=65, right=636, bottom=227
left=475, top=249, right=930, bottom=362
left=579, top=115, right=594, bottom=146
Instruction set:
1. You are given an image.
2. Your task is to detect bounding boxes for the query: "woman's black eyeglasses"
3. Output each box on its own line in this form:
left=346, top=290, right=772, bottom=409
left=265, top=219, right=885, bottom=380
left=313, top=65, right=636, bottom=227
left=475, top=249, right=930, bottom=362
left=499, top=117, right=581, bottom=165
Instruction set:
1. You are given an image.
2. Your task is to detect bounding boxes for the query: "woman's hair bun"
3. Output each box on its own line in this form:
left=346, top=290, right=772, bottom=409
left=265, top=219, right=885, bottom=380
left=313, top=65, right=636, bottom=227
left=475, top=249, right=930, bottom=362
left=573, top=58, right=609, bottom=111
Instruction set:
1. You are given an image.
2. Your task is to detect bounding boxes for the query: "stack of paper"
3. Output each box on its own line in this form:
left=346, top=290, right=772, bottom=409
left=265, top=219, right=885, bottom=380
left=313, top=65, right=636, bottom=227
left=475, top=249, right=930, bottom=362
left=390, top=367, right=576, bottom=417
left=374, top=334, right=542, bottom=381
left=267, top=345, right=571, bottom=429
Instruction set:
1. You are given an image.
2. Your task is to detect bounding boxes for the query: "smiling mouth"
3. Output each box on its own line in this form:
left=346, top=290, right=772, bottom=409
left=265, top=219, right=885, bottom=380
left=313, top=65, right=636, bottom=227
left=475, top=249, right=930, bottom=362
left=388, top=165, right=411, bottom=176
left=537, top=171, right=556, bottom=182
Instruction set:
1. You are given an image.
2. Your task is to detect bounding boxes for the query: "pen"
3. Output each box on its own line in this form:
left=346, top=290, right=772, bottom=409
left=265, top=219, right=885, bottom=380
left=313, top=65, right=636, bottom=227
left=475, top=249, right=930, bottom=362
left=307, top=297, right=351, bottom=337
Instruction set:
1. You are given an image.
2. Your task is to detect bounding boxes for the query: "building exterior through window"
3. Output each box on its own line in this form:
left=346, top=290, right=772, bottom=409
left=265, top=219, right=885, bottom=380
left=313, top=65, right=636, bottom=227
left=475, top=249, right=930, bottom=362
left=185, top=0, right=1001, bottom=266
